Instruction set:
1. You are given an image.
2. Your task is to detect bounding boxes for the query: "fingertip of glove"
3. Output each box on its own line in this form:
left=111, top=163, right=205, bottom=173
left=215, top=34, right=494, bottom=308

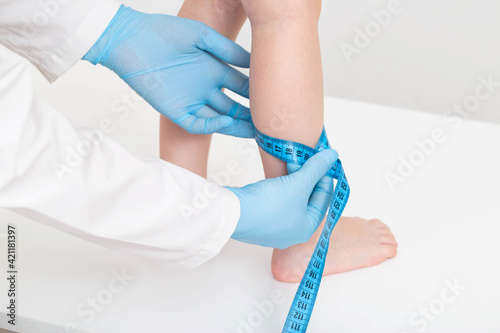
left=317, top=149, right=339, bottom=166
left=239, top=51, right=251, bottom=68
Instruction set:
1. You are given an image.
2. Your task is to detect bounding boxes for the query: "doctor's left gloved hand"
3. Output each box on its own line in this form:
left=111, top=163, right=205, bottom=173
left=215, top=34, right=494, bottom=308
left=83, top=5, right=253, bottom=138
left=226, top=149, right=338, bottom=249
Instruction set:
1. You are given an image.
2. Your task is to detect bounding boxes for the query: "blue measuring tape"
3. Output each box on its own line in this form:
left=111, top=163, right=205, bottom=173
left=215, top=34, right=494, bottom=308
left=254, top=128, right=350, bottom=332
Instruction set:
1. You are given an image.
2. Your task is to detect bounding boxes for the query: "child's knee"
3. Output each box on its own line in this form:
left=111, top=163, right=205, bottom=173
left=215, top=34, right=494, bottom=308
left=214, top=0, right=245, bottom=14
left=242, top=0, right=321, bottom=25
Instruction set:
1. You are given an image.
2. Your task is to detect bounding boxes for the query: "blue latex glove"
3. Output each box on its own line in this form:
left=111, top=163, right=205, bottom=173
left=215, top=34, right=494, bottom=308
left=226, top=149, right=338, bottom=249
left=83, top=5, right=253, bottom=138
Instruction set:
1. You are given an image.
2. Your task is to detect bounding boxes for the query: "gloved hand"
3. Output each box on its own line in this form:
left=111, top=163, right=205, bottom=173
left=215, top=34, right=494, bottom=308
left=226, top=149, right=338, bottom=249
left=83, top=5, right=253, bottom=138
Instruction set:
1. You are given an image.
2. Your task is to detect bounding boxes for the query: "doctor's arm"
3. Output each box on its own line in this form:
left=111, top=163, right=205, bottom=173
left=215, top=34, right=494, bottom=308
left=0, top=48, right=243, bottom=268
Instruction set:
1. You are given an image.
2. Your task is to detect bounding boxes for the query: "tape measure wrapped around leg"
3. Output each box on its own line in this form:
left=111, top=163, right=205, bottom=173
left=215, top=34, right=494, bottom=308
left=254, top=127, right=350, bottom=333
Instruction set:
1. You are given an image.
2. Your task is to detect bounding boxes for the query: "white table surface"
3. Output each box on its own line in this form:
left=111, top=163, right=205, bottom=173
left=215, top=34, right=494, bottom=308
left=0, top=61, right=499, bottom=333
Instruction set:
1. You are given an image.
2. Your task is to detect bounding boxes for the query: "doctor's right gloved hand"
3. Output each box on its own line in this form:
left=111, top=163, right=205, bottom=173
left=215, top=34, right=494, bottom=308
left=226, top=149, right=338, bottom=249
left=83, top=5, right=253, bottom=138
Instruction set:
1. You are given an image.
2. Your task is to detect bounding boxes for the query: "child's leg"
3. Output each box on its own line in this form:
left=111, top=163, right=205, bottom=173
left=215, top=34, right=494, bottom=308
left=160, top=0, right=247, bottom=177
left=241, top=0, right=398, bottom=282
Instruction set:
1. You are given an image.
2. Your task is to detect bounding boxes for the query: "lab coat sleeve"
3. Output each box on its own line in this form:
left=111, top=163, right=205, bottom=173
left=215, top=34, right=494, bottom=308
left=0, top=49, right=241, bottom=269
left=0, top=0, right=121, bottom=82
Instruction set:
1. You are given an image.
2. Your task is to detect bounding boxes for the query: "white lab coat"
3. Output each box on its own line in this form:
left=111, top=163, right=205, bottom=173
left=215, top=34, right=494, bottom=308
left=0, top=0, right=240, bottom=268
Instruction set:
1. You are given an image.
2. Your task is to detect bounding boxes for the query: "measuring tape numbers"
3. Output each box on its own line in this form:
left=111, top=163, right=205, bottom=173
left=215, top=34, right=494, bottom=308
left=254, top=128, right=350, bottom=333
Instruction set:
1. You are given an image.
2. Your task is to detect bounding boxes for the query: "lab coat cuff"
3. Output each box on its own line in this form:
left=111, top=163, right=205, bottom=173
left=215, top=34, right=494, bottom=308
left=179, top=187, right=241, bottom=269
left=40, top=0, right=121, bottom=82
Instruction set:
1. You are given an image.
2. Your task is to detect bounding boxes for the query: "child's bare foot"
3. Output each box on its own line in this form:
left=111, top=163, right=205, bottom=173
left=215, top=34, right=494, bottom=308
left=271, top=217, right=398, bottom=283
